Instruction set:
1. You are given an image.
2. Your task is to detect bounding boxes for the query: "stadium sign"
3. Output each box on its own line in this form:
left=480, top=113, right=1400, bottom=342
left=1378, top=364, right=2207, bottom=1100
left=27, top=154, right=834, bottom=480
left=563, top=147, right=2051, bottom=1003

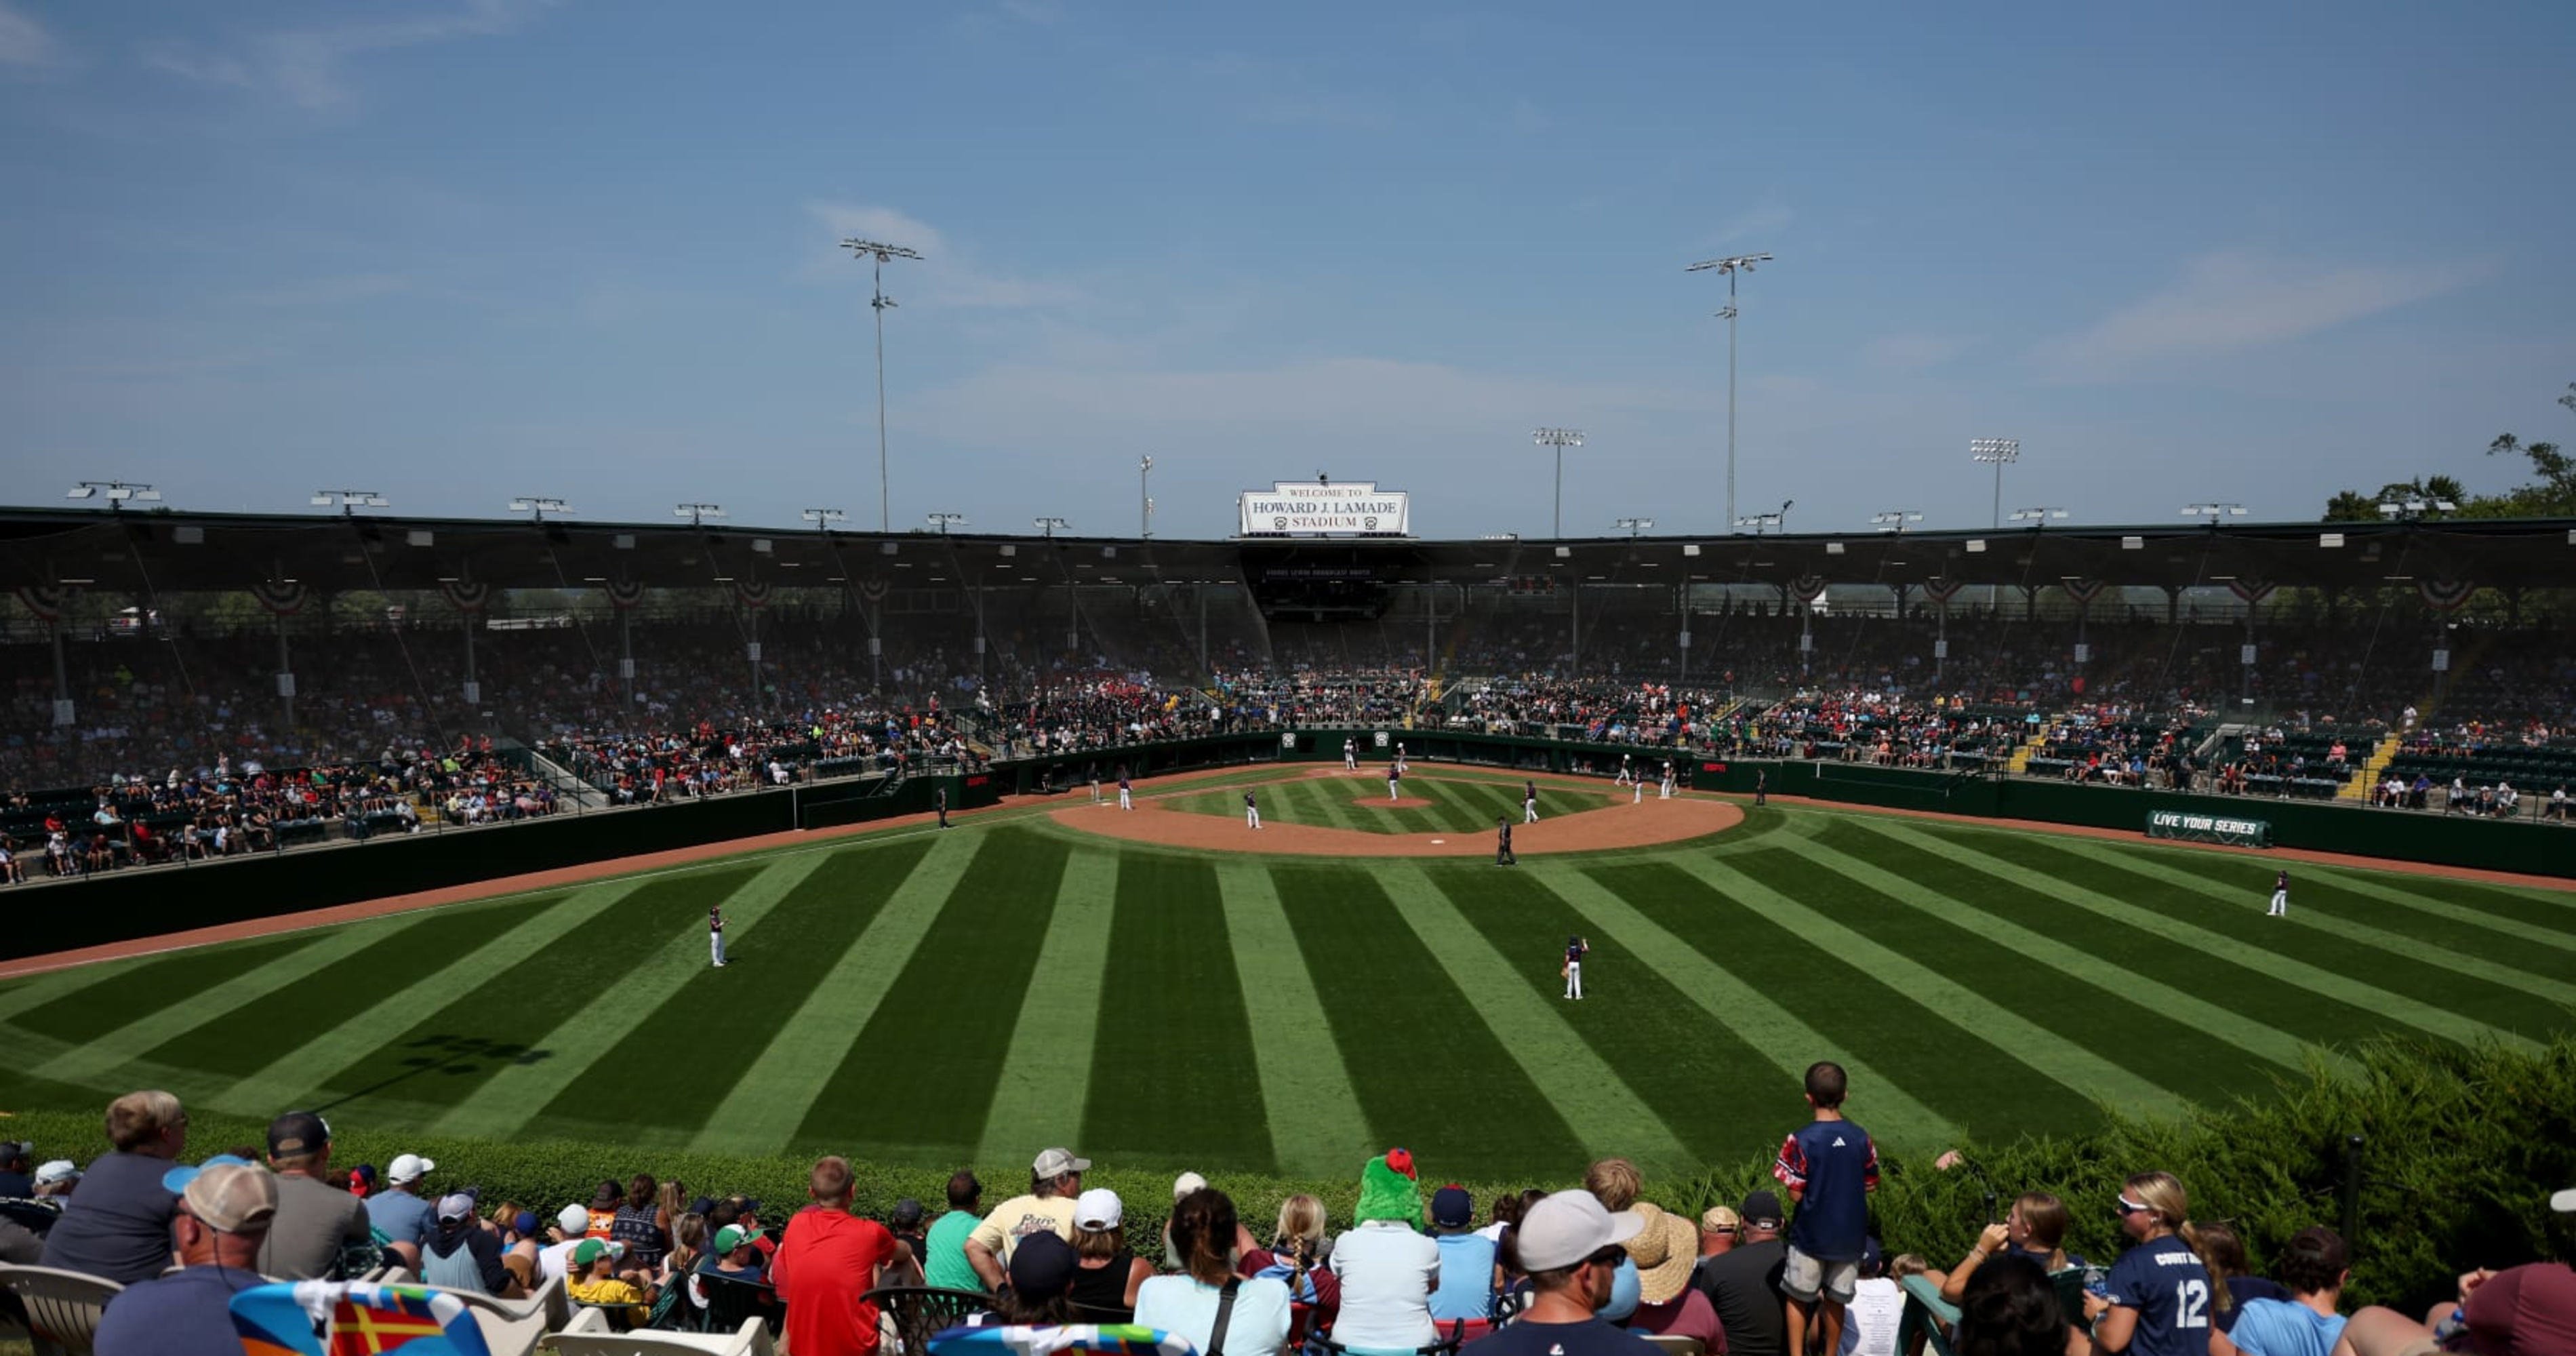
left=2146, top=810, right=2272, bottom=848
left=1238, top=481, right=1411, bottom=537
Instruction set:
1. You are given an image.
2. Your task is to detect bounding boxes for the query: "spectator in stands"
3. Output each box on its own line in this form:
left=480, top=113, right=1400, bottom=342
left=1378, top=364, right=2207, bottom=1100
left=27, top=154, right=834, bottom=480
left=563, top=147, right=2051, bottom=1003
left=995, top=1229, right=1081, bottom=1326
left=1775, top=1060, right=1880, bottom=1356
left=2081, top=1171, right=2225, bottom=1356
left=92, top=1158, right=277, bottom=1356
left=538, top=1202, right=594, bottom=1281
left=1951, top=1253, right=2066, bottom=1356
left=1429, top=1185, right=1499, bottom=1322
left=1695, top=1189, right=1788, bottom=1356
left=493, top=1204, right=544, bottom=1292
left=965, top=1145, right=1088, bottom=1288
left=565, top=1237, right=651, bottom=1327
left=1246, top=1192, right=1340, bottom=1328
left=1583, top=1157, right=1647, bottom=1323
left=923, top=1170, right=985, bottom=1292
left=255, top=1110, right=373, bottom=1281
left=1333, top=1149, right=1441, bottom=1351
left=1466, top=1189, right=1655, bottom=1356
left=772, top=1154, right=898, bottom=1356
left=365, top=1151, right=438, bottom=1271
left=1697, top=1205, right=1738, bottom=1260
left=1068, top=1187, right=1152, bottom=1315
left=41, top=1089, right=187, bottom=1284
left=2214, top=1226, right=2346, bottom=1356
left=1840, top=1240, right=1902, bottom=1356
left=422, top=1191, right=519, bottom=1296
left=1939, top=1192, right=2076, bottom=1304
left=0, top=1210, right=37, bottom=1264
left=1136, top=1188, right=1293, bottom=1356
left=610, top=1172, right=668, bottom=1273
left=2333, top=1189, right=2576, bottom=1356
left=707, top=1222, right=767, bottom=1284
left=2200, top=1220, right=2289, bottom=1336
left=585, top=1177, right=622, bottom=1237
left=887, top=1197, right=929, bottom=1281
left=1624, top=1203, right=1725, bottom=1349
left=35, top=1159, right=80, bottom=1198
left=0, top=1140, right=33, bottom=1197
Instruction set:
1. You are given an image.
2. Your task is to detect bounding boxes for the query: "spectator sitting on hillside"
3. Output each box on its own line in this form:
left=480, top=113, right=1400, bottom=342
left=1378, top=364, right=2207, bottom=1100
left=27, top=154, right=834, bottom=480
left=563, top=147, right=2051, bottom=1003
left=1839, top=1241, right=1901, bottom=1356
left=1937, top=1192, right=2078, bottom=1304
left=986, top=1229, right=1081, bottom=1326
left=609, top=1173, right=668, bottom=1273
left=538, top=1203, right=595, bottom=1282
left=254, top=1110, right=373, bottom=1281
left=92, top=1158, right=277, bottom=1356
left=921, top=1170, right=984, bottom=1292
left=1695, top=1189, right=1788, bottom=1356
left=1950, top=1253, right=2065, bottom=1356
left=965, top=1146, right=1088, bottom=1289
left=1697, top=1205, right=1738, bottom=1260
left=565, top=1237, right=651, bottom=1328
left=1246, top=1192, right=1342, bottom=1328
left=2332, top=1188, right=2576, bottom=1356
left=1464, top=1190, right=1656, bottom=1356
left=2213, top=1226, right=2347, bottom=1356
left=422, top=1191, right=521, bottom=1296
left=364, top=1152, right=438, bottom=1271
left=2200, top=1220, right=2291, bottom=1337
left=1428, top=1185, right=1498, bottom=1322
left=706, top=1222, right=767, bottom=1284
left=1067, top=1188, right=1152, bottom=1315
left=1622, top=1203, right=1724, bottom=1349
left=1135, top=1187, right=1293, bottom=1356
left=40, top=1089, right=188, bottom=1285
left=1584, top=1158, right=1647, bottom=1323
left=0, top=1140, right=32, bottom=1198
left=1332, top=1149, right=1442, bottom=1351
left=772, top=1154, right=898, bottom=1356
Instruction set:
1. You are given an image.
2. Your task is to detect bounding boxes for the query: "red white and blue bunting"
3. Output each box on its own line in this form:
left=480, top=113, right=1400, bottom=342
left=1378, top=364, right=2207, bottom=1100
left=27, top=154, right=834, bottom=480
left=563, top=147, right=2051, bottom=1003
left=2059, top=578, right=2109, bottom=608
left=250, top=579, right=307, bottom=616
left=733, top=579, right=773, bottom=611
left=1920, top=576, right=1965, bottom=605
left=443, top=575, right=491, bottom=614
left=2417, top=578, right=2477, bottom=614
left=1789, top=575, right=1828, bottom=603
left=603, top=578, right=645, bottom=610
left=14, top=584, right=71, bottom=621
left=2226, top=578, right=2277, bottom=607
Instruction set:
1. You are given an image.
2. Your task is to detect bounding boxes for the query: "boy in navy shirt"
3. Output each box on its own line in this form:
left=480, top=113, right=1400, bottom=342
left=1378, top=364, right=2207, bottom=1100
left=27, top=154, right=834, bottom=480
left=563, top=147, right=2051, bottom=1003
left=1773, top=1060, right=1879, bottom=1356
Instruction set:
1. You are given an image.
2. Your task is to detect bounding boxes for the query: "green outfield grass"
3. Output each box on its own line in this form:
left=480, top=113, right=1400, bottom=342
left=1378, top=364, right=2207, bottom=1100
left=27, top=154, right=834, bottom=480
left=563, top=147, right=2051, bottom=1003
left=1162, top=772, right=1603, bottom=832
left=2, top=786, right=2571, bottom=1183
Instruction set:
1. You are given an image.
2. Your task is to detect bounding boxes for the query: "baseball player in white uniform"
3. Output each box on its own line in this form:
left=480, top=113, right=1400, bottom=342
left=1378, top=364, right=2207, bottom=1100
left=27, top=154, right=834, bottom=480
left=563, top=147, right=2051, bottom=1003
left=708, top=905, right=727, bottom=968
left=1344, top=738, right=1359, bottom=772
left=1245, top=789, right=1262, bottom=830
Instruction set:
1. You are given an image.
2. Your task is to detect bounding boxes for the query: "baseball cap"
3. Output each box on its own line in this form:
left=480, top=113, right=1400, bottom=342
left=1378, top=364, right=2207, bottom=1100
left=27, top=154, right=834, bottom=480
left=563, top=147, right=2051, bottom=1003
left=167, top=1159, right=279, bottom=1234
left=1009, top=1229, right=1079, bottom=1296
left=1031, top=1146, right=1091, bottom=1179
left=715, top=1224, right=765, bottom=1254
left=2553, top=1187, right=2576, bottom=1213
left=1432, top=1186, right=1474, bottom=1229
left=0, top=1141, right=28, bottom=1163
left=1699, top=1205, right=1740, bottom=1233
left=266, top=1111, right=331, bottom=1159
left=35, top=1160, right=81, bottom=1187
left=1172, top=1171, right=1208, bottom=1203
left=387, top=1153, right=435, bottom=1184
left=1514, top=1189, right=1644, bottom=1273
left=1739, top=1190, right=1784, bottom=1229
left=557, top=1203, right=592, bottom=1236
left=891, top=1197, right=926, bottom=1229
left=513, top=1210, right=539, bottom=1237
left=437, top=1193, right=477, bottom=1222
left=573, top=1238, right=610, bottom=1267
left=1074, top=1187, right=1124, bottom=1231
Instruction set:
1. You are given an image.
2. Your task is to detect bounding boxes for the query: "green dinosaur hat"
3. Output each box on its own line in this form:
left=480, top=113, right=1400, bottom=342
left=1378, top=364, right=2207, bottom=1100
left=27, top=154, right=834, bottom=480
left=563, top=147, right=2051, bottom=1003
left=1354, top=1146, right=1425, bottom=1228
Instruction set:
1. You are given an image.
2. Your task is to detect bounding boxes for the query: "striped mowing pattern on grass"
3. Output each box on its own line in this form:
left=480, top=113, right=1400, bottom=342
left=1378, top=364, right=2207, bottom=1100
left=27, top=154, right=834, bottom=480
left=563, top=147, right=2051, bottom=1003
left=1, top=801, right=2571, bottom=1182
left=1165, top=775, right=1594, bottom=834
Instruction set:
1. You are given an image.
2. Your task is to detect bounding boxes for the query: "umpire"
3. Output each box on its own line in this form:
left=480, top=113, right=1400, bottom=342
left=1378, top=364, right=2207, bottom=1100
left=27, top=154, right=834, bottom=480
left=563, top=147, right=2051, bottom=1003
left=1495, top=815, right=1516, bottom=866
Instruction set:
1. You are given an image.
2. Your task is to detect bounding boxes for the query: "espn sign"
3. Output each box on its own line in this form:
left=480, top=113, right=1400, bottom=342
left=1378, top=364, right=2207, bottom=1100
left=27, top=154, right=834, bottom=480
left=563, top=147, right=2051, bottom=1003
left=1238, top=481, right=1412, bottom=537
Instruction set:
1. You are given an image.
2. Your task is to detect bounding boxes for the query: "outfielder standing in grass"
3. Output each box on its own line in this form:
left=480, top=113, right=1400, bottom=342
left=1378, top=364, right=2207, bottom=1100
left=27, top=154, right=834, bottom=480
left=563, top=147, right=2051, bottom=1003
left=2268, top=867, right=2289, bottom=918
left=1562, top=934, right=1588, bottom=999
left=708, top=904, right=727, bottom=968
left=1495, top=816, right=1516, bottom=866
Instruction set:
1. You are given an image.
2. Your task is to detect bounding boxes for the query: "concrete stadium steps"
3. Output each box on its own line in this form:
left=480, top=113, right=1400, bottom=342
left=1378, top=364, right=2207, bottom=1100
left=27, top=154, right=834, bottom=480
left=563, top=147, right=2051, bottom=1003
left=2006, top=728, right=2050, bottom=774
left=2342, top=733, right=2405, bottom=800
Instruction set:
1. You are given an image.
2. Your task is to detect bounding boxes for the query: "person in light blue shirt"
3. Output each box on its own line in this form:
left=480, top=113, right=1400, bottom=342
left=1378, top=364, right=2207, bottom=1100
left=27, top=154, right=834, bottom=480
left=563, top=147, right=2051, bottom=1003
left=2226, top=1227, right=2349, bottom=1356
left=1428, top=1186, right=1497, bottom=1321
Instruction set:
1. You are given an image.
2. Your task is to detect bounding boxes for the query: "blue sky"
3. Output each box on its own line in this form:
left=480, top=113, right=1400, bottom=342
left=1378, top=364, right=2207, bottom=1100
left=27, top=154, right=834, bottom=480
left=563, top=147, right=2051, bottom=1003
left=5, top=1, right=2573, bottom=540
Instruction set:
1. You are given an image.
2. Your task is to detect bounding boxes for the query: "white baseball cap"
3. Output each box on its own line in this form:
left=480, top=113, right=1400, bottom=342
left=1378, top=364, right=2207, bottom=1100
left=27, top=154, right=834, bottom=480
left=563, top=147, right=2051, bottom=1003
left=1172, top=1171, right=1208, bottom=1203
left=387, top=1153, right=434, bottom=1184
left=1074, top=1187, right=1124, bottom=1231
left=1514, top=1189, right=1645, bottom=1273
left=2552, top=1187, right=2575, bottom=1214
left=559, top=1203, right=591, bottom=1235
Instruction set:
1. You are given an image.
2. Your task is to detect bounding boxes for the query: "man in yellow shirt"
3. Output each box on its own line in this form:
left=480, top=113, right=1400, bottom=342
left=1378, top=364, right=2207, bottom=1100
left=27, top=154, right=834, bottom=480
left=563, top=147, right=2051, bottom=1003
left=963, top=1146, right=1089, bottom=1290
left=565, top=1238, right=651, bottom=1329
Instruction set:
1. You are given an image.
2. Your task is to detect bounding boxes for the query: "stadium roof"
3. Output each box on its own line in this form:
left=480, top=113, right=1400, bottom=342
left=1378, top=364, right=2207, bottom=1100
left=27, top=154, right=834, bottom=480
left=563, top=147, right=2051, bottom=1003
left=0, top=506, right=2569, bottom=597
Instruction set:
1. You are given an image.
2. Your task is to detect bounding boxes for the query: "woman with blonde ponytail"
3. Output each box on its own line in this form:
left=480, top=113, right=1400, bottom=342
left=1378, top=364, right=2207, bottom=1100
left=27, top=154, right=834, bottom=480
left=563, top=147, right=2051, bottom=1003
left=2082, top=1172, right=2221, bottom=1355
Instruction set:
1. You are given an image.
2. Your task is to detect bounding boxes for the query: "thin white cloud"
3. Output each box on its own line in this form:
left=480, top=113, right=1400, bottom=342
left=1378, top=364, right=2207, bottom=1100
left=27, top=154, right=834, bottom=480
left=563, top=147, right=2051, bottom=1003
left=142, top=0, right=550, bottom=108
left=805, top=202, right=1085, bottom=310
left=0, top=2, right=64, bottom=68
left=2040, top=250, right=2476, bottom=380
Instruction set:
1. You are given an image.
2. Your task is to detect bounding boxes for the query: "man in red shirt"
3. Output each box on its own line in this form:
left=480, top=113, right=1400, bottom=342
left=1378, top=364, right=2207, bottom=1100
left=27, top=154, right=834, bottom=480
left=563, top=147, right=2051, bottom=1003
left=772, top=1155, right=896, bottom=1356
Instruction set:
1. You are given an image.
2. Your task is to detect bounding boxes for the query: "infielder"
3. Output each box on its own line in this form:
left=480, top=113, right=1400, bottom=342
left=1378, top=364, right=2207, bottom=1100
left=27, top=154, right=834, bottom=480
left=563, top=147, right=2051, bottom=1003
left=1495, top=816, right=1516, bottom=866
left=1562, top=934, right=1588, bottom=999
left=1394, top=741, right=1409, bottom=775
left=1634, top=772, right=1645, bottom=805
left=1244, top=789, right=1262, bottom=830
left=1524, top=778, right=1540, bottom=824
left=1387, top=763, right=1402, bottom=802
left=1344, top=737, right=1359, bottom=772
left=1616, top=753, right=1634, bottom=786
left=1659, top=760, right=1676, bottom=800
left=1088, top=765, right=1103, bottom=804
left=708, top=904, right=727, bottom=968
left=1117, top=767, right=1133, bottom=812
left=2268, top=868, right=2289, bottom=918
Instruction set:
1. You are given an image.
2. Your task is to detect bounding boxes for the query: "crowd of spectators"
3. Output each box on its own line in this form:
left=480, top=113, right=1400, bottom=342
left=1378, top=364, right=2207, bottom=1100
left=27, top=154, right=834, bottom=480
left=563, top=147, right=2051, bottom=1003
left=13, top=1073, right=2568, bottom=1356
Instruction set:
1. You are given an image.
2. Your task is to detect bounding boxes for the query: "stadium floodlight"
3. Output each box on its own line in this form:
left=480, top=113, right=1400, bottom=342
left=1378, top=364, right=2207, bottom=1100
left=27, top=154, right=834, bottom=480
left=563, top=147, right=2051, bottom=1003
left=1734, top=498, right=1794, bottom=536
left=2182, top=502, right=2248, bottom=525
left=1034, top=516, right=1070, bottom=538
left=1533, top=428, right=1586, bottom=538
left=508, top=496, right=571, bottom=521
left=2010, top=506, right=2071, bottom=526
left=1687, top=252, right=1774, bottom=530
left=842, top=237, right=924, bottom=533
left=2379, top=499, right=2458, bottom=519
left=926, top=511, right=968, bottom=536
left=1969, top=438, right=2020, bottom=530
left=803, top=507, right=848, bottom=532
left=1871, top=510, right=1925, bottom=534
left=1614, top=517, right=1655, bottom=538
left=312, top=489, right=388, bottom=515
left=68, top=480, right=162, bottom=511
left=1140, top=456, right=1154, bottom=539
left=676, top=502, right=726, bottom=527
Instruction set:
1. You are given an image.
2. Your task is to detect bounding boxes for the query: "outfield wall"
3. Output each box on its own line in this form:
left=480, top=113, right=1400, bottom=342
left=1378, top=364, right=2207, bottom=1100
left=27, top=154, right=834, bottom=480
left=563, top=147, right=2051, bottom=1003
left=9, top=732, right=2562, bottom=961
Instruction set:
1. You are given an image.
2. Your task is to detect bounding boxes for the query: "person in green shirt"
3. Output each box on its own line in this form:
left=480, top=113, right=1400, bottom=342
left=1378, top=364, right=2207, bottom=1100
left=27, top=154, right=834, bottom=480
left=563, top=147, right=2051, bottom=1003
left=923, top=1171, right=986, bottom=1292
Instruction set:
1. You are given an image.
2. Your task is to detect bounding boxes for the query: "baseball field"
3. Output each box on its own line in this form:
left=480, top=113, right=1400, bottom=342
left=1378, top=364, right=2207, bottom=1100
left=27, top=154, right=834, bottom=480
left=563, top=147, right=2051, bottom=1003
left=2, top=766, right=2571, bottom=1182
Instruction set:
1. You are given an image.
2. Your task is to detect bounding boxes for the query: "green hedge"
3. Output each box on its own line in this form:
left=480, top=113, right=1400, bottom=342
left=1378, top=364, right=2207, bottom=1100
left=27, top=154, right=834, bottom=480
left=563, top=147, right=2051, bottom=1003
left=6, top=1034, right=2568, bottom=1313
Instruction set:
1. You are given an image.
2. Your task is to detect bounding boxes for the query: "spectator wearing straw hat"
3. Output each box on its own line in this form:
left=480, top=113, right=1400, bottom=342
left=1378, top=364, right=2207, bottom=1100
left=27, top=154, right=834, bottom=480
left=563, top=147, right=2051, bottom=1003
left=1625, top=1203, right=1725, bottom=1348
left=1695, top=1189, right=1789, bottom=1356
left=94, top=1157, right=277, bottom=1356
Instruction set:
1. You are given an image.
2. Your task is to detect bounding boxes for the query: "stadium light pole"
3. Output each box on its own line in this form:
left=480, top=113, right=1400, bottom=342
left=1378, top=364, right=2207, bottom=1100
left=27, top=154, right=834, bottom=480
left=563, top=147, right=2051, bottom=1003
left=1687, top=253, right=1773, bottom=530
left=508, top=496, right=570, bottom=521
left=66, top=480, right=162, bottom=512
left=1733, top=498, right=1792, bottom=536
left=675, top=502, right=726, bottom=528
left=1970, top=438, right=2019, bottom=530
left=2010, top=506, right=2071, bottom=528
left=1533, top=427, right=1584, bottom=538
left=312, top=489, right=388, bottom=516
left=1614, top=517, right=1655, bottom=539
left=1034, top=516, right=1069, bottom=538
left=842, top=237, right=923, bottom=533
left=2182, top=502, right=2248, bottom=527
left=803, top=506, right=848, bottom=532
left=926, top=512, right=968, bottom=536
left=1871, top=510, right=1923, bottom=534
left=1139, top=456, right=1154, bottom=539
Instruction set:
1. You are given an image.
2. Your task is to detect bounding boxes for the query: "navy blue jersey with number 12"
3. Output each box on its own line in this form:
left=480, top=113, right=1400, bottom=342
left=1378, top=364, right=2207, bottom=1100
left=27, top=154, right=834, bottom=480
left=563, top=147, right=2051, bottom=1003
left=2102, top=1237, right=2213, bottom=1356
